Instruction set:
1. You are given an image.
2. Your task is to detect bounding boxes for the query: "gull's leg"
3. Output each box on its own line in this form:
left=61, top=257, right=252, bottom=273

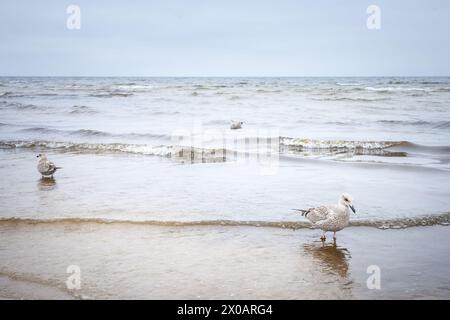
left=333, top=231, right=336, bottom=241
left=320, top=231, right=326, bottom=242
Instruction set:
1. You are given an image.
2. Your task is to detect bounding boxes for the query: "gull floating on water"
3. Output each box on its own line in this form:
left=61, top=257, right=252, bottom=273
left=294, top=193, right=356, bottom=241
left=37, top=153, right=61, bottom=178
left=230, top=121, right=243, bottom=130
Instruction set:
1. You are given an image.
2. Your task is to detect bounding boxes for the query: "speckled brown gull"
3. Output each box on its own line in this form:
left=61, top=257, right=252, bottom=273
left=294, top=193, right=356, bottom=241
left=36, top=153, right=61, bottom=178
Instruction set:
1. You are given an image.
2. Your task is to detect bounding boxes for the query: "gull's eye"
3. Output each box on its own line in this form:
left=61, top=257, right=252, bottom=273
left=344, top=198, right=349, bottom=202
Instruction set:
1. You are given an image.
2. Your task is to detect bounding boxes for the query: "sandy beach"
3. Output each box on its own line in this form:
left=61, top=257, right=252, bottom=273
left=1, top=220, right=449, bottom=299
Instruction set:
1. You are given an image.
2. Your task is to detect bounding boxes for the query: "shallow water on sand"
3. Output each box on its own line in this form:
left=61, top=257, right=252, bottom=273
left=1, top=148, right=450, bottom=225
left=0, top=222, right=449, bottom=299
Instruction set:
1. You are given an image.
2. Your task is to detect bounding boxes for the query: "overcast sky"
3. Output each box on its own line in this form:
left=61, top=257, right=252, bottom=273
left=0, top=0, right=449, bottom=76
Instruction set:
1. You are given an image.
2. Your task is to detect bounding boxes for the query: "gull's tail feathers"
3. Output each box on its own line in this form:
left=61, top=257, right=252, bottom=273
left=292, top=208, right=311, bottom=217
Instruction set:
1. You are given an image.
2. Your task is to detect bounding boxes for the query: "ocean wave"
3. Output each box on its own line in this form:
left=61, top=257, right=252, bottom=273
left=0, top=91, right=25, bottom=98
left=0, top=140, right=173, bottom=156
left=279, top=139, right=450, bottom=158
left=34, top=93, right=59, bottom=97
left=1, top=91, right=78, bottom=98
left=280, top=138, right=404, bottom=151
left=0, top=213, right=449, bottom=230
left=387, top=80, right=411, bottom=85
left=0, top=101, right=41, bottom=110
left=111, top=84, right=154, bottom=92
left=19, top=127, right=59, bottom=134
left=384, top=80, right=447, bottom=85
left=365, top=86, right=430, bottom=93
left=71, top=129, right=111, bottom=137
left=280, top=147, right=407, bottom=158
left=389, top=141, right=450, bottom=154
left=433, top=121, right=450, bottom=129
left=336, top=82, right=363, bottom=86
left=256, top=89, right=283, bottom=93
left=188, top=84, right=230, bottom=90
left=89, top=91, right=133, bottom=98
left=376, top=120, right=450, bottom=129
left=312, top=96, right=390, bottom=102
left=0, top=140, right=229, bottom=163
left=3, top=137, right=449, bottom=161
left=16, top=127, right=173, bottom=141
left=364, top=86, right=450, bottom=93
left=148, top=110, right=180, bottom=115
left=14, top=127, right=106, bottom=137
left=68, top=105, right=98, bottom=115
left=419, top=81, right=446, bottom=85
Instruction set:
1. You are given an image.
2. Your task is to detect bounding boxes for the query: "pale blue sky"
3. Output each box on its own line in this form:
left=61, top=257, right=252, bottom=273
left=0, top=0, right=449, bottom=76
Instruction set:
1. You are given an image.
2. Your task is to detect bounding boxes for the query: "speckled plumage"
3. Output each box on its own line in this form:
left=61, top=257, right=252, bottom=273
left=37, top=154, right=60, bottom=177
left=296, top=193, right=356, bottom=240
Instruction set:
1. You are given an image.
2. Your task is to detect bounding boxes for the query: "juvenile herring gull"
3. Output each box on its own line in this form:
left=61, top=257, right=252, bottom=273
left=230, top=121, right=243, bottom=130
left=37, top=153, right=61, bottom=178
left=294, top=193, right=356, bottom=241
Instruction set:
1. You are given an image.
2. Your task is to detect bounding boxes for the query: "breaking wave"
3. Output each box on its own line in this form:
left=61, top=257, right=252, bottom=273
left=280, top=137, right=405, bottom=151
left=0, top=213, right=449, bottom=230
left=0, top=140, right=173, bottom=156
left=365, top=87, right=430, bottom=92
left=2, top=137, right=449, bottom=162
left=2, top=137, right=409, bottom=154
left=0, top=140, right=230, bottom=163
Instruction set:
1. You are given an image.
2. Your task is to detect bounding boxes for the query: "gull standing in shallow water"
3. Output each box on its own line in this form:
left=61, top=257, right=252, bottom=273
left=294, top=193, right=356, bottom=241
left=36, top=153, right=61, bottom=178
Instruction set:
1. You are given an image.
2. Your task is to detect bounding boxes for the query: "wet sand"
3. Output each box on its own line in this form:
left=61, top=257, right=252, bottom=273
left=0, top=221, right=449, bottom=299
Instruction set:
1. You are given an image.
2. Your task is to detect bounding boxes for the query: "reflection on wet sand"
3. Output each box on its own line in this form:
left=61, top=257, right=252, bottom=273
left=302, top=241, right=351, bottom=278
left=37, top=177, right=56, bottom=191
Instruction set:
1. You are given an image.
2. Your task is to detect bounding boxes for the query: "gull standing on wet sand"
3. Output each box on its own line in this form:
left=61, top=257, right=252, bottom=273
left=294, top=193, right=356, bottom=241
left=36, top=153, right=61, bottom=178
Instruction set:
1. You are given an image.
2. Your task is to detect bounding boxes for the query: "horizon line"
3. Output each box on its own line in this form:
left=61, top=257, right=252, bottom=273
left=1, top=75, right=449, bottom=78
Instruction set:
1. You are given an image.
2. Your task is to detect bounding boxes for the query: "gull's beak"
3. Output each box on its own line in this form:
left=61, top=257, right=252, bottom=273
left=349, top=205, right=356, bottom=214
